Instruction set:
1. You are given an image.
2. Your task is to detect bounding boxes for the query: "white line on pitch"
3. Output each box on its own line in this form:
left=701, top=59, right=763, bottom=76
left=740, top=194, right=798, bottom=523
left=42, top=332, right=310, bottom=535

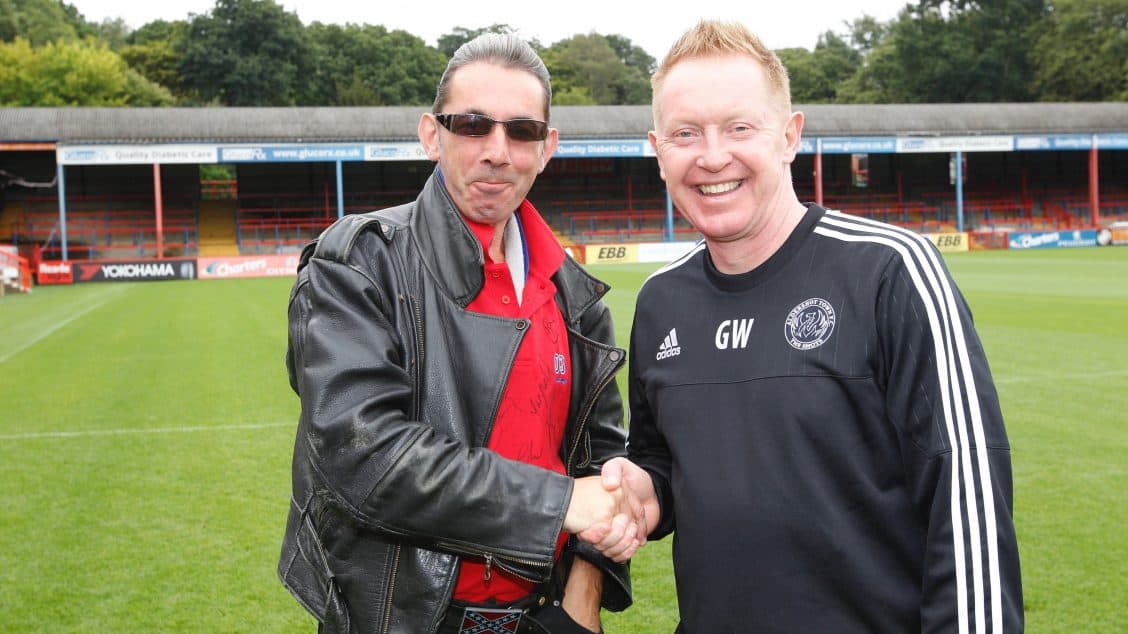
left=0, top=287, right=129, bottom=365
left=0, top=421, right=293, bottom=441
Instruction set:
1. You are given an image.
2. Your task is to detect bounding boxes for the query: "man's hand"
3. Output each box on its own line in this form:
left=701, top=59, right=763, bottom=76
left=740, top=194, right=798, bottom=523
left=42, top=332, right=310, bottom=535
left=564, top=475, right=644, bottom=561
left=603, top=457, right=659, bottom=534
left=575, top=458, right=659, bottom=562
left=564, top=475, right=640, bottom=533
left=577, top=455, right=658, bottom=559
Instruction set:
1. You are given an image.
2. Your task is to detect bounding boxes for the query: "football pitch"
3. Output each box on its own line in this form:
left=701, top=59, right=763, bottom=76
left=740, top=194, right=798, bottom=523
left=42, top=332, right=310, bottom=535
left=0, top=247, right=1125, bottom=632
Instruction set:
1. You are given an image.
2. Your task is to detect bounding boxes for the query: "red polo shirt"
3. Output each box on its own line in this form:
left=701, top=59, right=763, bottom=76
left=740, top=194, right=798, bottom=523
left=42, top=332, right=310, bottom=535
left=453, top=200, right=572, bottom=603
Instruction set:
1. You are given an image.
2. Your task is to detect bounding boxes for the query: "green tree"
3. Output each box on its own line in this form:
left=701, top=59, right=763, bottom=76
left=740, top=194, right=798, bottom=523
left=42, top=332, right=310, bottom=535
left=1030, top=0, right=1128, bottom=100
left=0, top=0, right=21, bottom=42
left=777, top=47, right=823, bottom=101
left=842, top=1, right=1046, bottom=102
left=92, top=16, right=130, bottom=51
left=0, top=37, right=173, bottom=105
left=876, top=4, right=975, bottom=102
left=779, top=31, right=863, bottom=103
left=436, top=24, right=515, bottom=58
left=306, top=23, right=445, bottom=105
left=1, top=0, right=93, bottom=45
left=128, top=19, right=185, bottom=45
left=551, top=85, right=597, bottom=105
left=604, top=33, right=656, bottom=75
left=957, top=0, right=1046, bottom=101
left=178, top=0, right=313, bottom=106
left=836, top=36, right=896, bottom=103
left=120, top=20, right=189, bottom=99
left=544, top=33, right=650, bottom=105
left=121, top=39, right=184, bottom=99
left=846, top=14, right=889, bottom=55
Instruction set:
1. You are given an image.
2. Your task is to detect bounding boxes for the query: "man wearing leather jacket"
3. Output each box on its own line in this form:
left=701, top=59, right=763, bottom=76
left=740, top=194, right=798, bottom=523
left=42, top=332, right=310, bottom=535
left=278, top=33, right=643, bottom=634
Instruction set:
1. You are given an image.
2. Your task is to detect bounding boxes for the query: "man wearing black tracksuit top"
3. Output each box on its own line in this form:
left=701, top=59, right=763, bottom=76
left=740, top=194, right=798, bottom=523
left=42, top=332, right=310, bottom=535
left=582, top=20, right=1023, bottom=633
left=628, top=204, right=1022, bottom=631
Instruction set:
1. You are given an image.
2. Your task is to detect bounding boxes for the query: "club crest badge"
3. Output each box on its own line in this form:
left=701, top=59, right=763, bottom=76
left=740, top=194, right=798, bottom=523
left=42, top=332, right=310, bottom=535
left=785, top=298, right=836, bottom=351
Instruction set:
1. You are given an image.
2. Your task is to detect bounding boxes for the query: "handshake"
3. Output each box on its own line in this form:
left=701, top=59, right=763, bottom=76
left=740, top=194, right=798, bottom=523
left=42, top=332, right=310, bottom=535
left=563, top=457, right=659, bottom=562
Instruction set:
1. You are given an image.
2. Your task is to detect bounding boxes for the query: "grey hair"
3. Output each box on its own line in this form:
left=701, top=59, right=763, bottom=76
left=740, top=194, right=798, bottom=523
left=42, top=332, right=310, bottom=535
left=432, top=33, right=552, bottom=121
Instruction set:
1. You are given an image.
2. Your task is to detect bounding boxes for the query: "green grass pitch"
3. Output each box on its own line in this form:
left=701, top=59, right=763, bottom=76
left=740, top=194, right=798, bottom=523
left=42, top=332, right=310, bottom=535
left=0, top=246, right=1125, bottom=632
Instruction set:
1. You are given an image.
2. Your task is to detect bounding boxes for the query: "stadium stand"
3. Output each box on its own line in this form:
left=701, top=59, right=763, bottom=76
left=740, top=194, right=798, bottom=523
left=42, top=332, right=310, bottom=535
left=0, top=103, right=1123, bottom=259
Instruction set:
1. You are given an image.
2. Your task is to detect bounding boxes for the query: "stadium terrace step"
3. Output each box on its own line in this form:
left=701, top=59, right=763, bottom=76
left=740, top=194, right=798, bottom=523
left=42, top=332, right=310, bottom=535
left=198, top=243, right=241, bottom=257
left=198, top=199, right=239, bottom=256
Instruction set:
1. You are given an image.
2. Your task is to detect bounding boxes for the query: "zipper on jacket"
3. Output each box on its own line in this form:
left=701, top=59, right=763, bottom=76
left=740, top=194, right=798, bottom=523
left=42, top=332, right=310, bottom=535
left=381, top=544, right=401, bottom=634
left=402, top=292, right=425, bottom=418
left=566, top=354, right=622, bottom=472
left=411, top=295, right=425, bottom=370
left=390, top=291, right=417, bottom=634
left=436, top=541, right=548, bottom=584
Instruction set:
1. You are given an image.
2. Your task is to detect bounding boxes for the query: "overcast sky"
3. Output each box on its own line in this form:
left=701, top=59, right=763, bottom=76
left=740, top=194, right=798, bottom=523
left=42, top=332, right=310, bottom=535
left=69, top=0, right=910, bottom=59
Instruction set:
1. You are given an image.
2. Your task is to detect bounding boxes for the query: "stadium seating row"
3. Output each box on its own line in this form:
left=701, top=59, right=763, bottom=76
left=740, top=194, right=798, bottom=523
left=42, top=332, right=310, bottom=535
left=5, top=207, right=200, bottom=259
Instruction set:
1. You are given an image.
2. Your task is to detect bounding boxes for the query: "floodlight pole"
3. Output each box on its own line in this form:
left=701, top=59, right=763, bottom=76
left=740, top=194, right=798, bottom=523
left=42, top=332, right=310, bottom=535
left=153, top=163, right=164, bottom=259
left=1089, top=142, right=1100, bottom=227
left=955, top=150, right=965, bottom=232
left=814, top=139, right=823, bottom=207
left=56, top=162, right=68, bottom=261
left=664, top=191, right=674, bottom=242
left=336, top=160, right=345, bottom=219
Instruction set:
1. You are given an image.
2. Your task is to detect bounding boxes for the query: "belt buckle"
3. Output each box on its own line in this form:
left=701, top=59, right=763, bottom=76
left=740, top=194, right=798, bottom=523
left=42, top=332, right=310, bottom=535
left=457, top=606, right=524, bottom=634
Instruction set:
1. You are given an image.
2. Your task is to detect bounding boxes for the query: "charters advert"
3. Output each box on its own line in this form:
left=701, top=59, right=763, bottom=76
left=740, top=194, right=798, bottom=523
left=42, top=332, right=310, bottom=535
left=1008, top=230, right=1098, bottom=250
left=197, top=255, right=299, bottom=279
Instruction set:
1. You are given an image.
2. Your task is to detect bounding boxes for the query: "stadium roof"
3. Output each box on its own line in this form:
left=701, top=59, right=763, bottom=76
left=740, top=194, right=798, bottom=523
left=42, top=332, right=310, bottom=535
left=1, top=103, right=1126, bottom=144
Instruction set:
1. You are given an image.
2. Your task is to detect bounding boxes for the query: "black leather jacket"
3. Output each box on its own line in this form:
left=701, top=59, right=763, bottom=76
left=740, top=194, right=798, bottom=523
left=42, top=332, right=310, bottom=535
left=279, top=169, right=631, bottom=633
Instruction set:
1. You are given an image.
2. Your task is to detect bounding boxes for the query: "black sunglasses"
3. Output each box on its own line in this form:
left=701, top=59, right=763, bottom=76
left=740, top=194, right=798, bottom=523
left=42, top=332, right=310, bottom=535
left=434, top=113, right=549, bottom=142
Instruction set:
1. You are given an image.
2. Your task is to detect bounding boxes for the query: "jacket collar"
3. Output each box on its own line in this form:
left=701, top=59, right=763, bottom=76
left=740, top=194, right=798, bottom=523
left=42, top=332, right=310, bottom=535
left=410, top=168, right=486, bottom=308
left=410, top=167, right=608, bottom=318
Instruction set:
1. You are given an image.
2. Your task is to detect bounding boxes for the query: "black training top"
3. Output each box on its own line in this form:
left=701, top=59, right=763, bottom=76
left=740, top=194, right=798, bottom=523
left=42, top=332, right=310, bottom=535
left=628, top=204, right=1023, bottom=633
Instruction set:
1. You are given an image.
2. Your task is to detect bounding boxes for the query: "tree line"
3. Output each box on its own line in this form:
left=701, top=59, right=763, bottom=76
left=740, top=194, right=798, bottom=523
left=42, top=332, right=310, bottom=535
left=1, top=0, right=1125, bottom=108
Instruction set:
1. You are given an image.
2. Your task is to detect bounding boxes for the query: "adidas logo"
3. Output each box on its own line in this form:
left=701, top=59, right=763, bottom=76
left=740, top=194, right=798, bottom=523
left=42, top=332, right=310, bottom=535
left=656, top=328, right=682, bottom=361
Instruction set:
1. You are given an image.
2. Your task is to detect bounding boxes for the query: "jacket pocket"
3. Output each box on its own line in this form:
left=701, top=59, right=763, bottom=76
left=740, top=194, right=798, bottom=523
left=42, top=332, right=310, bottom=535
left=278, top=494, right=350, bottom=631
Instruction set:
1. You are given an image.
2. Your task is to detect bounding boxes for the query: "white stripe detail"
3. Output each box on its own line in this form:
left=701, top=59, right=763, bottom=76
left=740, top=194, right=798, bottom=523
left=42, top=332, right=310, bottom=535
left=0, top=421, right=292, bottom=441
left=816, top=211, right=1003, bottom=633
left=643, top=240, right=706, bottom=285
left=816, top=221, right=971, bottom=633
left=823, top=211, right=1004, bottom=632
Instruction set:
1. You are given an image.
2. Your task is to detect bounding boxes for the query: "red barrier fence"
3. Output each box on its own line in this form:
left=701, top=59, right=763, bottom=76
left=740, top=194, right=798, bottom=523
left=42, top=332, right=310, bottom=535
left=0, top=246, right=32, bottom=294
left=236, top=215, right=334, bottom=253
